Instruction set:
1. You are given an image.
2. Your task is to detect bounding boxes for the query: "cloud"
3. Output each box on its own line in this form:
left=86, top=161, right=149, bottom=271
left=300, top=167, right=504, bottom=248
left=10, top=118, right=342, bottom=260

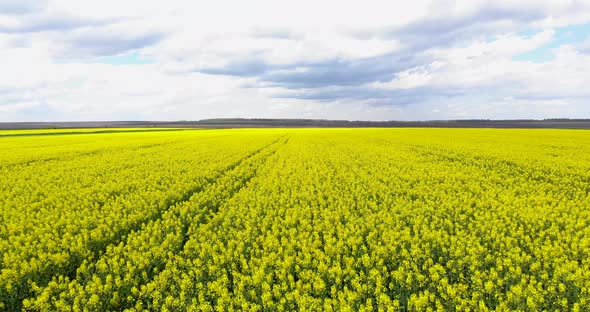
left=0, top=0, right=168, bottom=61
left=0, top=12, right=114, bottom=34
left=259, top=53, right=421, bottom=89
left=263, top=29, right=590, bottom=115
left=0, top=0, right=47, bottom=15
left=250, top=28, right=301, bottom=40
left=61, top=30, right=167, bottom=57
left=196, top=47, right=423, bottom=92
left=1, top=0, right=590, bottom=121
left=200, top=59, right=282, bottom=77
left=580, top=35, right=590, bottom=54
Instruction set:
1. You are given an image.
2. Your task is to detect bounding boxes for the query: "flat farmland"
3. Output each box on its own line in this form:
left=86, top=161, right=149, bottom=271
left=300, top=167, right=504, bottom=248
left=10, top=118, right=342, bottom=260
left=1, top=128, right=589, bottom=311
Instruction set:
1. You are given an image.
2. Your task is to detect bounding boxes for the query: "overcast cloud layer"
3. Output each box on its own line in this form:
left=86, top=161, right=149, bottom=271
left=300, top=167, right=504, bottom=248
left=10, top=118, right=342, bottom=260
left=1, top=0, right=590, bottom=121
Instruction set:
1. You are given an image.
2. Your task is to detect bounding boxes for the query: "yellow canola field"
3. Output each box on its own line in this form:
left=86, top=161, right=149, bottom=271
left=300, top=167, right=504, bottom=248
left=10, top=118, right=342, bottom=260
left=1, top=128, right=589, bottom=311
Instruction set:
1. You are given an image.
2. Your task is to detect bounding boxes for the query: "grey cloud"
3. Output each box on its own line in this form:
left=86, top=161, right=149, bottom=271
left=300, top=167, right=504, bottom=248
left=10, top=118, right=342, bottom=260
left=273, top=84, right=475, bottom=107
left=199, top=50, right=428, bottom=90
left=187, top=4, right=583, bottom=110
left=191, top=39, right=436, bottom=110
left=0, top=14, right=116, bottom=33
left=0, top=7, right=167, bottom=58
left=0, top=7, right=166, bottom=57
left=261, top=54, right=422, bottom=89
left=512, top=93, right=590, bottom=101
left=275, top=80, right=586, bottom=112
left=579, top=36, right=590, bottom=54
left=63, top=31, right=167, bottom=57
left=395, top=7, right=544, bottom=37
left=190, top=5, right=552, bottom=103
left=352, top=5, right=549, bottom=53
left=200, top=58, right=285, bottom=76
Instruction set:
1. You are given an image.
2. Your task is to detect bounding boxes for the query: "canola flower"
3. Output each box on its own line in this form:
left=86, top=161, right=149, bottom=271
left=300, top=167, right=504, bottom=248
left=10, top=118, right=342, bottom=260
left=1, top=128, right=589, bottom=311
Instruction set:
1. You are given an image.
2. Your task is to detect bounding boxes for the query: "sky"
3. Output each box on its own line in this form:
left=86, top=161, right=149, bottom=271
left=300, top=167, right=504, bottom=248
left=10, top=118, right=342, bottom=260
left=1, top=0, right=590, bottom=121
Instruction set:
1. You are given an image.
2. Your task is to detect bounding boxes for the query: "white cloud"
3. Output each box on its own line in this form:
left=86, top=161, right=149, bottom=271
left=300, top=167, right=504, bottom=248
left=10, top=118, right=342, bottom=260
left=1, top=0, right=590, bottom=121
left=370, top=65, right=435, bottom=90
left=580, top=35, right=590, bottom=54
left=369, top=28, right=590, bottom=103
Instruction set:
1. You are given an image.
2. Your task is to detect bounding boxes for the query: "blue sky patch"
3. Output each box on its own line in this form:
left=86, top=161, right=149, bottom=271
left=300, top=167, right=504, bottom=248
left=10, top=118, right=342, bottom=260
left=53, top=51, right=156, bottom=65
left=513, top=22, right=590, bottom=63
left=97, top=52, right=155, bottom=65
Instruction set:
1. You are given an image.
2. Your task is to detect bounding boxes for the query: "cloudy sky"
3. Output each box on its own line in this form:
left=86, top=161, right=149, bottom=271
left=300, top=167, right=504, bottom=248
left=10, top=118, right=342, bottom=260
left=1, top=0, right=590, bottom=121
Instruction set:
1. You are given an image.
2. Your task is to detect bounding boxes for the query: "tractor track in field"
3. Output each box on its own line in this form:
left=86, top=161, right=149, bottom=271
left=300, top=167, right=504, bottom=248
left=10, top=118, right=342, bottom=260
left=3, top=135, right=289, bottom=311
left=113, top=135, right=289, bottom=310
